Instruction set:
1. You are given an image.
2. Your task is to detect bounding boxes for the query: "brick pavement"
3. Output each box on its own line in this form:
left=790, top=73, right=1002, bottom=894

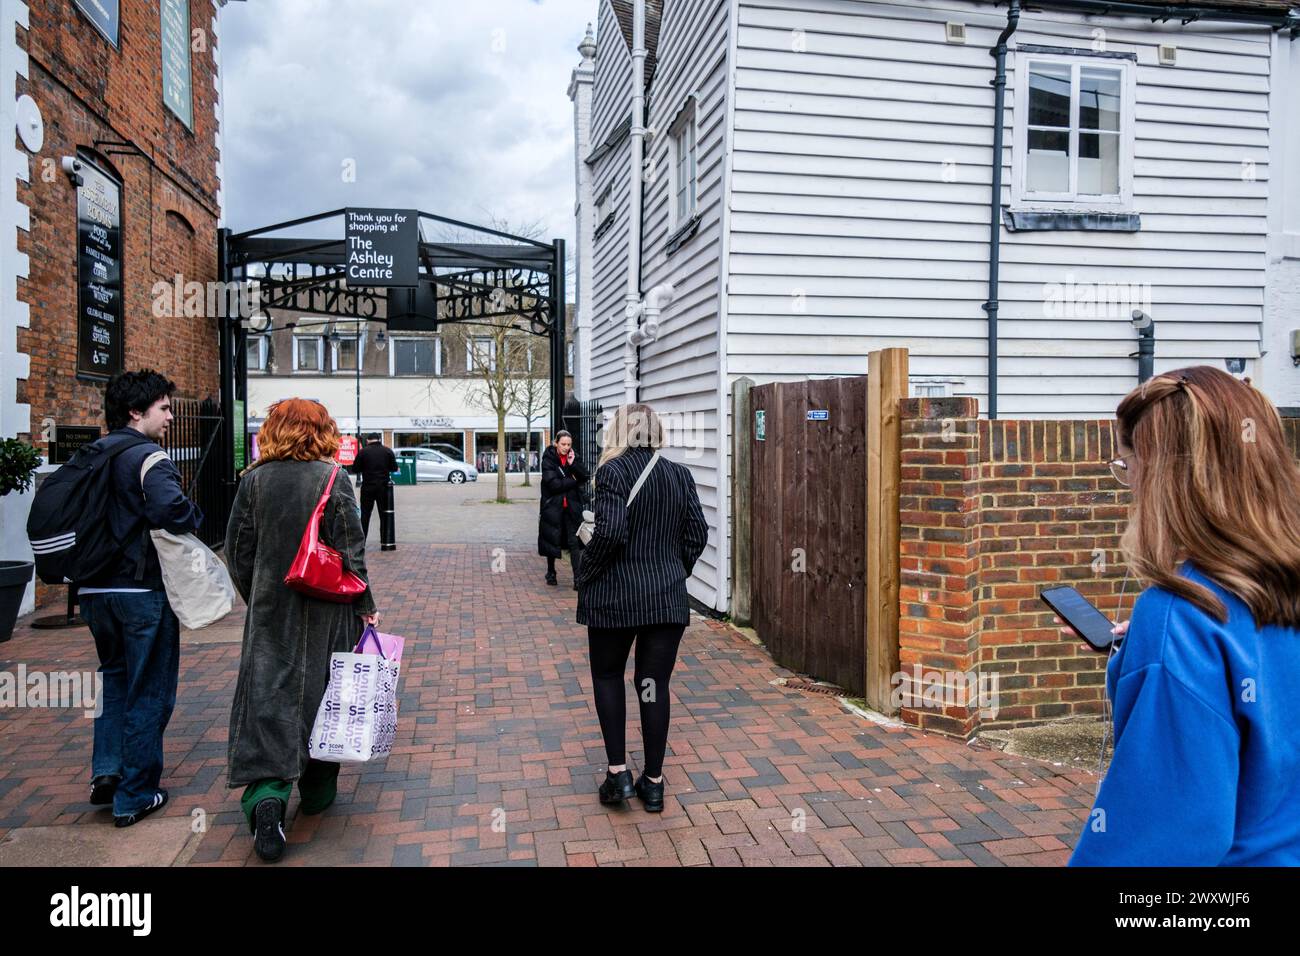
left=0, top=484, right=1100, bottom=866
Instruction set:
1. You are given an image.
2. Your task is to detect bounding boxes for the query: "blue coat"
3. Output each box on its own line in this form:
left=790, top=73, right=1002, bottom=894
left=1070, top=562, right=1300, bottom=865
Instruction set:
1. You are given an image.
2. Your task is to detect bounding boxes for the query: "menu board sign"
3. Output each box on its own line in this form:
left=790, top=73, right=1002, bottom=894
left=160, top=0, right=193, bottom=128
left=76, top=160, right=123, bottom=380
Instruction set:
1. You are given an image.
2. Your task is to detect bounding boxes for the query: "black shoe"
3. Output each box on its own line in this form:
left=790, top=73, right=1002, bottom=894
left=634, top=773, right=665, bottom=813
left=545, top=571, right=558, bottom=586
left=252, top=798, right=286, bottom=862
left=598, top=769, right=636, bottom=805
left=113, top=789, right=168, bottom=828
left=90, top=774, right=120, bottom=806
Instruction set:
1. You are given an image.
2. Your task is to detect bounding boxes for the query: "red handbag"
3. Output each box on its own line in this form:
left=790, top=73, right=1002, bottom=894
left=284, top=464, right=369, bottom=602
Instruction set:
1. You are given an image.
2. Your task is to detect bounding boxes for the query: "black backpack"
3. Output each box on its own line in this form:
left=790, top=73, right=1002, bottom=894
left=26, top=432, right=151, bottom=585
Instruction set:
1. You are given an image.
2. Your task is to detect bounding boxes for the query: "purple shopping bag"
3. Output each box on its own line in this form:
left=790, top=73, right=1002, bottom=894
left=355, top=623, right=404, bottom=663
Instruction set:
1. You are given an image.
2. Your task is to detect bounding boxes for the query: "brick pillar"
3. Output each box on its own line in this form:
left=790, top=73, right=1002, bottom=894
left=898, top=397, right=983, bottom=737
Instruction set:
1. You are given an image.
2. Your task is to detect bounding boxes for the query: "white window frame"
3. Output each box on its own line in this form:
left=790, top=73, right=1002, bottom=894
left=330, top=331, right=367, bottom=373
left=467, top=336, right=496, bottom=373
left=246, top=335, right=268, bottom=372
left=668, top=94, right=699, bottom=231
left=1010, top=52, right=1135, bottom=211
left=388, top=336, right=441, bottom=377
left=291, top=335, right=324, bottom=373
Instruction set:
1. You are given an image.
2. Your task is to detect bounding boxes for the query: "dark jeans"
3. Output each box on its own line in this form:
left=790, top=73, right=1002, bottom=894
left=587, top=623, right=685, bottom=778
left=359, top=483, right=384, bottom=539
left=80, top=591, right=180, bottom=816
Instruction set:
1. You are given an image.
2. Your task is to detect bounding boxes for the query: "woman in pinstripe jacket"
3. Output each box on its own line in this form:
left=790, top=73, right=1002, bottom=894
left=576, top=403, right=709, bottom=812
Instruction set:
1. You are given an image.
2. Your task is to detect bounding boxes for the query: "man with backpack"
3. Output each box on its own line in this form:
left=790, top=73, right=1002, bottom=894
left=30, top=370, right=202, bottom=827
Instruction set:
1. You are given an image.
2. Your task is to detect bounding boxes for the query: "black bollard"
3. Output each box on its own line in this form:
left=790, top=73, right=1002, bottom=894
left=380, top=479, right=397, bottom=551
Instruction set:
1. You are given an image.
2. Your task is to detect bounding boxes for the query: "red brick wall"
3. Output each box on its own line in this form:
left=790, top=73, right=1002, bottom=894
left=899, top=398, right=1135, bottom=737
left=15, top=1, right=222, bottom=605
left=901, top=410, right=1300, bottom=738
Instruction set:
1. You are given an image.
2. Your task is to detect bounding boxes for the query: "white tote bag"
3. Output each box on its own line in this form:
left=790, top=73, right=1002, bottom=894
left=576, top=450, right=660, bottom=545
left=308, top=629, right=402, bottom=763
left=139, top=451, right=235, bottom=629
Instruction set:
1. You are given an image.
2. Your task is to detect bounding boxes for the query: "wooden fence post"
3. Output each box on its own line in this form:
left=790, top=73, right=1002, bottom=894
left=866, top=348, right=908, bottom=712
left=731, top=377, right=755, bottom=626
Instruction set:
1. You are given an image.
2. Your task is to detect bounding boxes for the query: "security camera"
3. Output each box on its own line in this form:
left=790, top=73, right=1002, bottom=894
left=60, top=156, right=84, bottom=186
left=1225, top=357, right=1246, bottom=374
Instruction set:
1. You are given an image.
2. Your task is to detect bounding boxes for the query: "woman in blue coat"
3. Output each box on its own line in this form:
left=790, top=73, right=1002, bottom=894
left=1070, top=367, right=1300, bottom=866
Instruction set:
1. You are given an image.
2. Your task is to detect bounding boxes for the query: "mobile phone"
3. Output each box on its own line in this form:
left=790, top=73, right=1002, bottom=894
left=1039, top=586, right=1117, bottom=652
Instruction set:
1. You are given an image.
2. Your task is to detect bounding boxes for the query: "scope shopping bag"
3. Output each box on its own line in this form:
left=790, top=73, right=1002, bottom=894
left=139, top=452, right=235, bottom=629
left=308, top=625, right=404, bottom=763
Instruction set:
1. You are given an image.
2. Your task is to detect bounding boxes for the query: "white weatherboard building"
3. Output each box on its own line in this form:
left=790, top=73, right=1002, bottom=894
left=567, top=0, right=1300, bottom=614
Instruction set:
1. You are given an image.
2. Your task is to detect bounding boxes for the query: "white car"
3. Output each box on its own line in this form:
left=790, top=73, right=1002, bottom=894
left=397, top=447, right=478, bottom=484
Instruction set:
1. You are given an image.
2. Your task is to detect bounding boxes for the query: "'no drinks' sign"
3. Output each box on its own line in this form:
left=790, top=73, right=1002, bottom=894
left=344, top=208, right=418, bottom=287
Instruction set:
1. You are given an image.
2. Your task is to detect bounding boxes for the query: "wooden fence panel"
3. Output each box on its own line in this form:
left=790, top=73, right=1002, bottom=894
left=749, top=375, right=870, bottom=695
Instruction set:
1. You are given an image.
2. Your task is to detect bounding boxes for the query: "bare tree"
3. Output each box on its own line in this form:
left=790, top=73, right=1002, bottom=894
left=451, top=318, right=527, bottom=502
left=513, top=339, right=549, bottom=486
left=426, top=212, right=552, bottom=503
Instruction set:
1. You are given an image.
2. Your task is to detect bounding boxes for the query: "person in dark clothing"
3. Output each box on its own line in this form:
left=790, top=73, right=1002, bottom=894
left=576, top=403, right=708, bottom=813
left=79, top=370, right=203, bottom=827
left=538, top=430, right=589, bottom=589
left=349, top=433, right=396, bottom=540
left=225, top=398, right=379, bottom=863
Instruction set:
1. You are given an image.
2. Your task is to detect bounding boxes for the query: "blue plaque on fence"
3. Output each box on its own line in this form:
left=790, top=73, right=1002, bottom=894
left=807, top=409, right=829, bottom=421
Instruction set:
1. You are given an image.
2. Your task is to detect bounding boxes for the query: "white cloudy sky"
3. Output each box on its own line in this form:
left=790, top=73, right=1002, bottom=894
left=219, top=0, right=598, bottom=252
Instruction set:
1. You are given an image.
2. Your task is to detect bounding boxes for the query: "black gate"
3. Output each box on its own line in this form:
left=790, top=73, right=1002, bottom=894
left=158, top=396, right=227, bottom=548
left=567, top=398, right=603, bottom=499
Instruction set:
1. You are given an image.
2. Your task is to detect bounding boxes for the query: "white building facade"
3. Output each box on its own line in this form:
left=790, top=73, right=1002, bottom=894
left=568, top=0, right=1300, bottom=614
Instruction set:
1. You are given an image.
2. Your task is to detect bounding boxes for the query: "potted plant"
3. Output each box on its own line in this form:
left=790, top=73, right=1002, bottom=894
left=0, top=437, right=42, bottom=642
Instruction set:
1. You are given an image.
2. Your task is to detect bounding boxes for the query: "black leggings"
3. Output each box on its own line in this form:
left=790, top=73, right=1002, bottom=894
left=587, top=624, right=685, bottom=778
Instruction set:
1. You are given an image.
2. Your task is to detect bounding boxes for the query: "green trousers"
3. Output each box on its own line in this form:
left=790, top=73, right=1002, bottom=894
left=240, top=759, right=340, bottom=831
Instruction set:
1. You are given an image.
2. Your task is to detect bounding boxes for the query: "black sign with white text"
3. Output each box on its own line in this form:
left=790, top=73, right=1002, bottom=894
left=76, top=160, right=123, bottom=380
left=50, top=426, right=102, bottom=465
left=344, top=208, right=418, bottom=287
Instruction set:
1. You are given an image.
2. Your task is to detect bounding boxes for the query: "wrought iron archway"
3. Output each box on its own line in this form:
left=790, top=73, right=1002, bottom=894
left=216, top=208, right=566, bottom=512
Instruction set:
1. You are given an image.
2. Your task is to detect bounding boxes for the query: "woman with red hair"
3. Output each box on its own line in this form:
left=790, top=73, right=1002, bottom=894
left=224, top=398, right=381, bottom=862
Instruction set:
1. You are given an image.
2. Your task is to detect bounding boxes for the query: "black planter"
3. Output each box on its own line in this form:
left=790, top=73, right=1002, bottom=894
left=0, top=560, right=34, bottom=643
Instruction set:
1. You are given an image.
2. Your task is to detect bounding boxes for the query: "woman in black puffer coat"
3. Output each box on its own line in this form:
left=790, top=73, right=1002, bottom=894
left=538, top=430, right=589, bottom=589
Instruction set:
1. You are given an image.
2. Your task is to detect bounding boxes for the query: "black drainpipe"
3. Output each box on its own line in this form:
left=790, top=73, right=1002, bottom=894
left=983, top=0, right=1019, bottom=421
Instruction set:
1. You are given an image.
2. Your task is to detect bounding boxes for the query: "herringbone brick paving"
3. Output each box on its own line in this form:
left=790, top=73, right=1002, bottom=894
left=0, top=487, right=1100, bottom=866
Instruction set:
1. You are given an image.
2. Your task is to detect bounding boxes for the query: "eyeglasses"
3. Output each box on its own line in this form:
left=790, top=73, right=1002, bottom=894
left=1109, top=455, right=1133, bottom=487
